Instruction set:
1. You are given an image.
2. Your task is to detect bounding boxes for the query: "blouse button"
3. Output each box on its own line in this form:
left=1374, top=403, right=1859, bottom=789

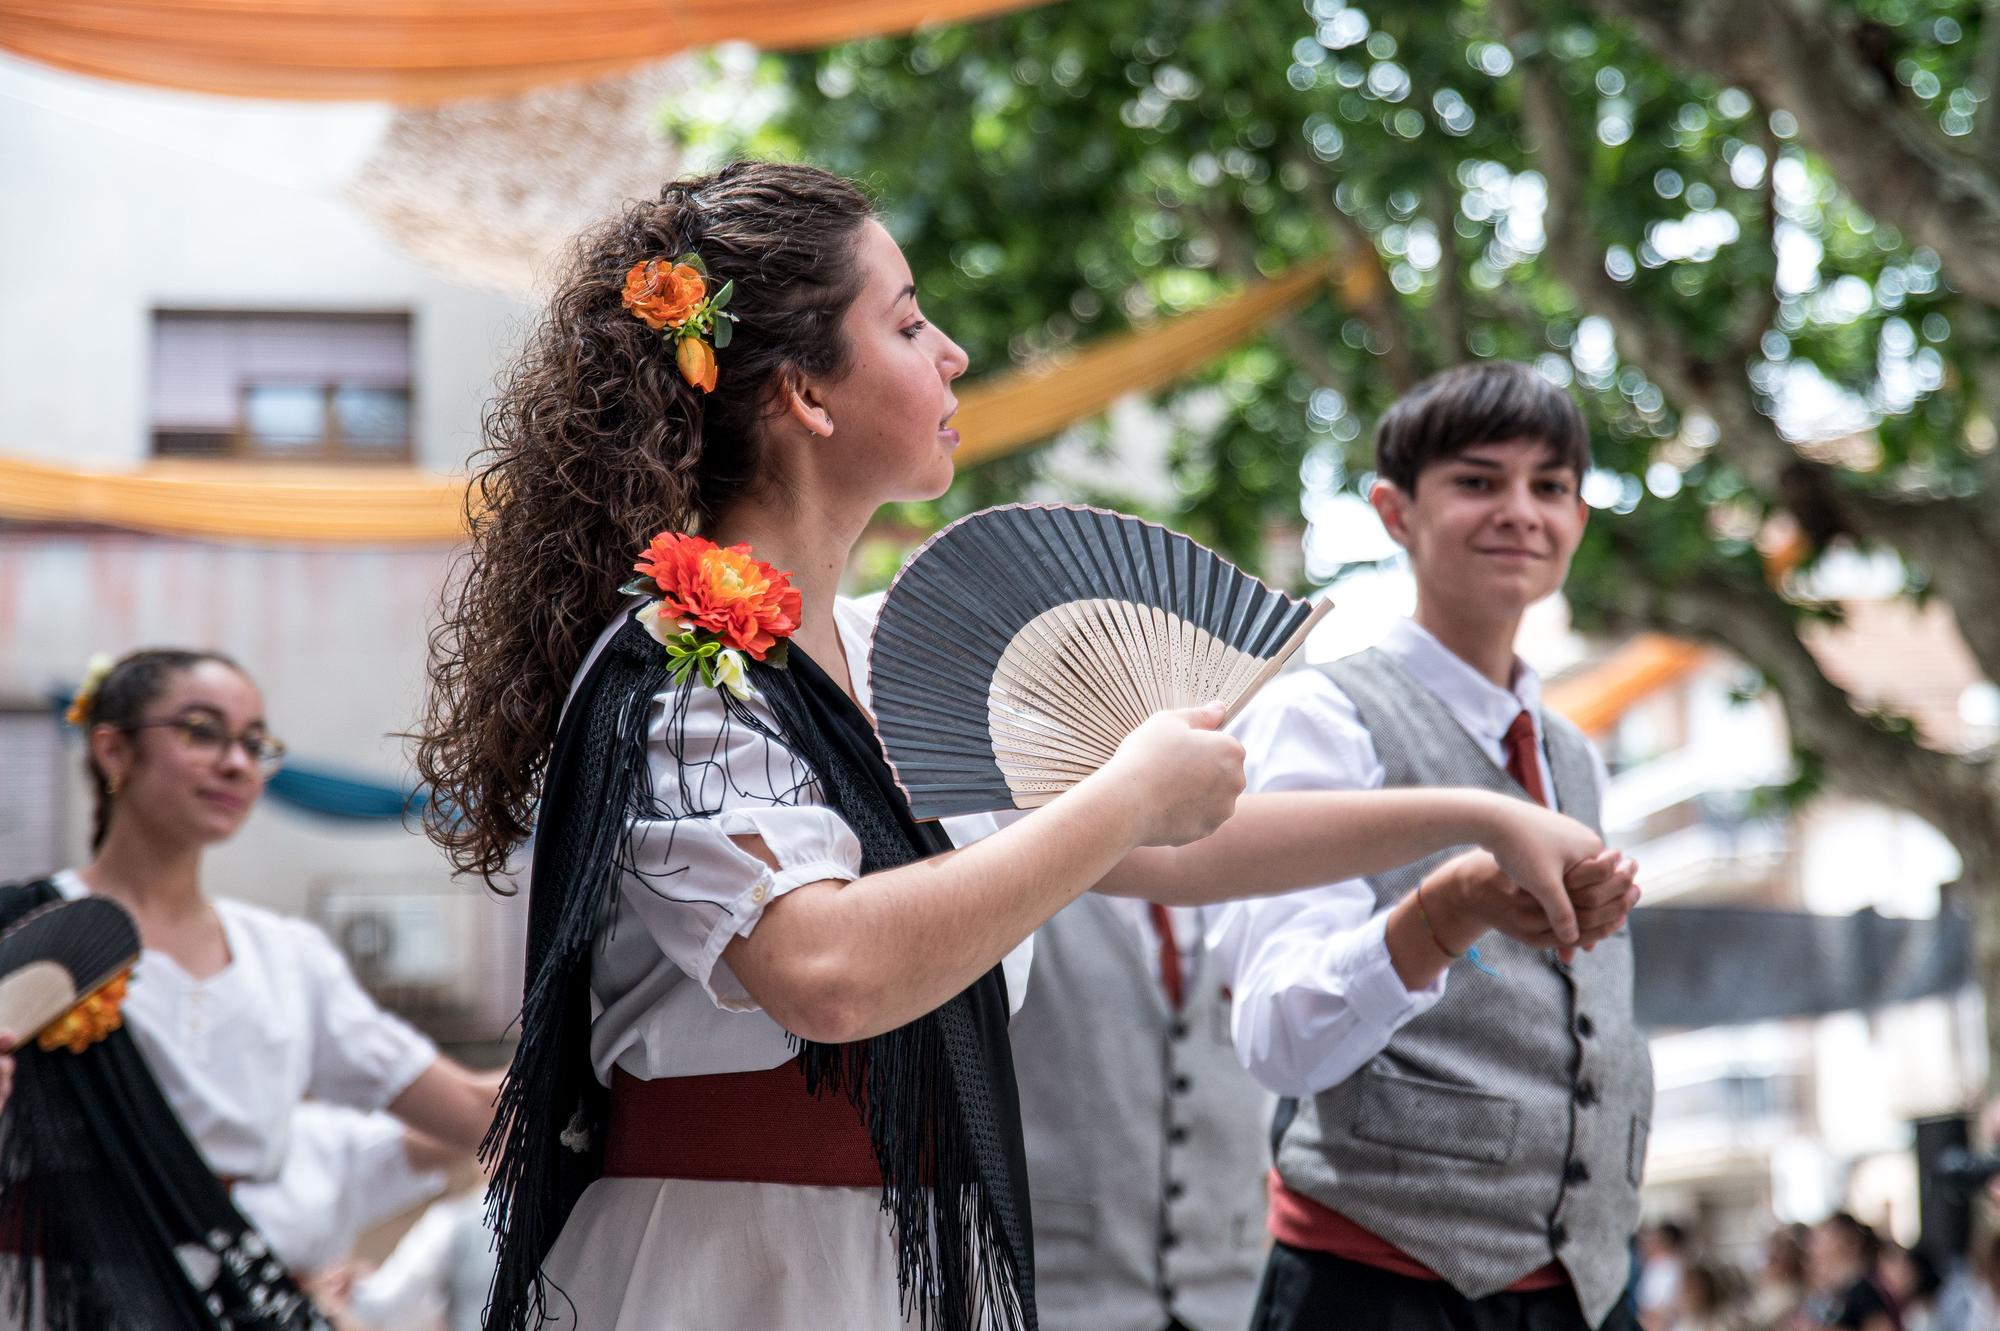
left=751, top=882, right=769, bottom=905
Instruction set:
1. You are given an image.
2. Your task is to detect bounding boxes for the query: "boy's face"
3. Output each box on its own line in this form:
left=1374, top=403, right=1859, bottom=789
left=1370, top=437, right=1587, bottom=618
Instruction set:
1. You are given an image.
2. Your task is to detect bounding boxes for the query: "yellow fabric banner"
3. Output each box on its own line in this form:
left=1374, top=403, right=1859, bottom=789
left=0, top=261, right=1330, bottom=543
left=0, top=0, right=1050, bottom=103
left=953, top=260, right=1331, bottom=465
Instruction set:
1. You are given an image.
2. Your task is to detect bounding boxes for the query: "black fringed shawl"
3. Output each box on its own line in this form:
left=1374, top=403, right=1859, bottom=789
left=0, top=879, right=330, bottom=1331
left=483, top=613, right=1036, bottom=1331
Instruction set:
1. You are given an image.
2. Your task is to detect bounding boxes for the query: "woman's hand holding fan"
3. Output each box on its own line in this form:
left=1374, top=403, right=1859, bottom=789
left=0, top=1031, right=13, bottom=1115
left=1075, top=701, right=1246, bottom=848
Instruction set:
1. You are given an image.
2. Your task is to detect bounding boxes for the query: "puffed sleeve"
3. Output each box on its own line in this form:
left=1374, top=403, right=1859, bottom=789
left=292, top=918, right=439, bottom=1110
left=613, top=677, right=865, bottom=1011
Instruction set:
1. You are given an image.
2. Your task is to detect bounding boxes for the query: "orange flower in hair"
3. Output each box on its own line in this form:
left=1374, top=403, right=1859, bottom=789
left=622, top=260, right=707, bottom=331
left=621, top=252, right=737, bottom=394
left=675, top=337, right=718, bottom=393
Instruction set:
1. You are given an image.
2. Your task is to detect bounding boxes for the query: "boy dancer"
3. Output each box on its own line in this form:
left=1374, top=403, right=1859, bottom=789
left=1215, top=361, right=1652, bottom=1331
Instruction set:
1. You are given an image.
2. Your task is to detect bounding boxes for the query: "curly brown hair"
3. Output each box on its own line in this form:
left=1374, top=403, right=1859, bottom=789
left=414, top=161, right=876, bottom=886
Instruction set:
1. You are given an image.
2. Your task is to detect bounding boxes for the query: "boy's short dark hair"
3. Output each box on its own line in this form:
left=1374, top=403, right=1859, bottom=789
left=1374, top=361, right=1591, bottom=493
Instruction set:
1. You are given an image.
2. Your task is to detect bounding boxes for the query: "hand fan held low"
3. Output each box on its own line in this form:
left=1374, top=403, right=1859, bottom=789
left=0, top=896, right=141, bottom=1050
left=868, top=503, right=1331, bottom=819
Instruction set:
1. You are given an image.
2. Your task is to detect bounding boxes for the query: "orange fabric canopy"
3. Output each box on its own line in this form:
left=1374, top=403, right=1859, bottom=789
left=0, top=0, right=1049, bottom=102
left=1543, top=634, right=1706, bottom=736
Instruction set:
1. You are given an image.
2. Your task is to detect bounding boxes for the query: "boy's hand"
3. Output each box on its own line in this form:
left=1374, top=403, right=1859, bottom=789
left=1556, top=851, right=1641, bottom=960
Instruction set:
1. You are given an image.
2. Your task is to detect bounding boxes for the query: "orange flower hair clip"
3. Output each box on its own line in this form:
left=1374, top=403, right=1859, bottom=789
left=621, top=253, right=737, bottom=394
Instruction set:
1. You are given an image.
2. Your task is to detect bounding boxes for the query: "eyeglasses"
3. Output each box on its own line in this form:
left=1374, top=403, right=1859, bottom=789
left=123, top=715, right=288, bottom=778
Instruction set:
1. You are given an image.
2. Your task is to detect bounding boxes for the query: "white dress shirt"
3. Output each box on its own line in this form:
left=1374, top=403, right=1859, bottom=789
left=1206, top=617, right=1607, bottom=1099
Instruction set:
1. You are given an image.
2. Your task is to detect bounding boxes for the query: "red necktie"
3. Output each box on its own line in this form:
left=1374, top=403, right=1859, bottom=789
left=1147, top=902, right=1185, bottom=1011
left=1503, top=710, right=1549, bottom=808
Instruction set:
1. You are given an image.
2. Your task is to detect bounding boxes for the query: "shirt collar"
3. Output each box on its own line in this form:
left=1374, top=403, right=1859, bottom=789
left=1376, top=617, right=1543, bottom=743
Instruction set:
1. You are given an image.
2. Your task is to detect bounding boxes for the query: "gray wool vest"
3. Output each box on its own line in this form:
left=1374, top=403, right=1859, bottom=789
left=1011, top=895, right=1269, bottom=1331
left=1273, top=649, right=1654, bottom=1328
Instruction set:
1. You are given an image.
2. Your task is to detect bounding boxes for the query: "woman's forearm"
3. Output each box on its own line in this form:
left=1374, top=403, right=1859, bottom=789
left=1096, top=789, right=1507, bottom=905
left=387, top=1058, right=502, bottom=1153
left=726, top=777, right=1144, bottom=1044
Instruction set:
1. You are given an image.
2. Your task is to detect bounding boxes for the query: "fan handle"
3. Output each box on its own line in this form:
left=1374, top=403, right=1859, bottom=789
left=1220, top=598, right=1333, bottom=726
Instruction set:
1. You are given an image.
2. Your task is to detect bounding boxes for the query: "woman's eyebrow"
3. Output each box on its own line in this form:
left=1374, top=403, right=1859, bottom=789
left=887, top=282, right=917, bottom=312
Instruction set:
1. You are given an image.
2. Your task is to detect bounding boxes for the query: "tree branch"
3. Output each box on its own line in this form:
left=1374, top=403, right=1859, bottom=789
left=1594, top=544, right=2000, bottom=849
left=1975, top=0, right=2000, bottom=157
left=1576, top=0, right=2000, bottom=306
left=1287, top=152, right=1426, bottom=392
left=1424, top=183, right=1472, bottom=364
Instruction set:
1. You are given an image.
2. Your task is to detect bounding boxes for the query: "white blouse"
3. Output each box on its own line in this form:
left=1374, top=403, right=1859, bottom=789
left=540, top=595, right=1032, bottom=1331
left=582, top=593, right=1032, bottom=1085
left=52, top=871, right=438, bottom=1179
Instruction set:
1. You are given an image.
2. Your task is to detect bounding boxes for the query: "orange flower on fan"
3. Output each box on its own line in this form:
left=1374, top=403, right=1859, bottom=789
left=38, top=971, right=130, bottom=1054
left=622, top=259, right=707, bottom=331
left=634, top=533, right=803, bottom=661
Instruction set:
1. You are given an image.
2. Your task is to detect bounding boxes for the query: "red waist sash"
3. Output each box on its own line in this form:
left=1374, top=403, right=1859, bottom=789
left=603, top=1062, right=883, bottom=1188
left=1268, top=1173, right=1569, bottom=1292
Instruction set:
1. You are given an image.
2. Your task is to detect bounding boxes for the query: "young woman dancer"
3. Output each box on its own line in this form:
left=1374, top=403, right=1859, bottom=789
left=0, top=649, right=500, bottom=1329
left=415, top=161, right=1638, bottom=1331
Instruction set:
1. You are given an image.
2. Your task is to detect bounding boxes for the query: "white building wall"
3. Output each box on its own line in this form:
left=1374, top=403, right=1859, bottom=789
left=0, top=54, right=523, bottom=470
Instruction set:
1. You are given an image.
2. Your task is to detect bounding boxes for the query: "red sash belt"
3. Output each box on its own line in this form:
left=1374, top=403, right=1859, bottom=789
left=603, top=1063, right=883, bottom=1188
left=1269, top=1173, right=1569, bottom=1292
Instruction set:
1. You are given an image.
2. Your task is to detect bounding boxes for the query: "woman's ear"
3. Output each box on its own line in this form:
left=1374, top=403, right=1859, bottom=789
left=88, top=724, right=132, bottom=791
left=784, top=378, right=835, bottom=439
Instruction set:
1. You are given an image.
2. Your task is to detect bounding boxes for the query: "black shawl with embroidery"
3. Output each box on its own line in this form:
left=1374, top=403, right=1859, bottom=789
left=0, top=878, right=329, bottom=1331
left=483, top=613, right=1035, bottom=1331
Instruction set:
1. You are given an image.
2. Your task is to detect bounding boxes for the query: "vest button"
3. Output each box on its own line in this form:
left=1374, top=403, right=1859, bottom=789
left=1161, top=1283, right=1178, bottom=1305
left=1168, top=1125, right=1190, bottom=1146
left=1575, top=1081, right=1599, bottom=1107
left=1549, top=1220, right=1569, bottom=1247
left=1166, top=1180, right=1186, bottom=1201
left=1172, top=1075, right=1192, bottom=1094
left=1160, top=1231, right=1181, bottom=1251
left=1170, top=1020, right=1190, bottom=1041
left=1564, top=1160, right=1591, bottom=1185
left=1575, top=1013, right=1595, bottom=1038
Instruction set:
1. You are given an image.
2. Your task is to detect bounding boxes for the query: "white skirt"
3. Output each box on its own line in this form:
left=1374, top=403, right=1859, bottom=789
left=537, top=1178, right=919, bottom=1329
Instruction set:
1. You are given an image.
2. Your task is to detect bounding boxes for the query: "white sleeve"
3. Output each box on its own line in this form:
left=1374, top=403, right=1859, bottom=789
left=295, top=922, right=439, bottom=1111
left=344, top=1196, right=462, bottom=1328
left=1208, top=669, right=1447, bottom=1098
left=616, top=678, right=865, bottom=1011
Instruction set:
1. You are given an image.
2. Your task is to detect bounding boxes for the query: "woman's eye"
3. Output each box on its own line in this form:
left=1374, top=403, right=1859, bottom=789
left=900, top=319, right=929, bottom=339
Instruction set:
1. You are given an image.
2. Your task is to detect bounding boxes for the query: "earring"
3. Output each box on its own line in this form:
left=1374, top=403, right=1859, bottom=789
left=105, top=775, right=121, bottom=796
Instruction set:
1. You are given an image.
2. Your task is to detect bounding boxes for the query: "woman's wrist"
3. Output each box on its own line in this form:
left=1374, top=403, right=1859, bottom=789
left=1067, top=767, right=1149, bottom=855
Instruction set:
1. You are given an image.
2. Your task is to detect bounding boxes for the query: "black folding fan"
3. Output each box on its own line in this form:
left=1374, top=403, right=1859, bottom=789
left=0, top=896, right=140, bottom=1046
left=868, top=503, right=1328, bottom=818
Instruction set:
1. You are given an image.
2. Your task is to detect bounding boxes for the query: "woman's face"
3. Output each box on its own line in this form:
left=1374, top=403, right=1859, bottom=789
left=803, top=219, right=970, bottom=507
left=94, top=662, right=270, bottom=848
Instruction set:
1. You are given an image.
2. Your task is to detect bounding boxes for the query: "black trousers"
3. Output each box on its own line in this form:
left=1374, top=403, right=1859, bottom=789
left=1248, top=1243, right=1641, bottom=1331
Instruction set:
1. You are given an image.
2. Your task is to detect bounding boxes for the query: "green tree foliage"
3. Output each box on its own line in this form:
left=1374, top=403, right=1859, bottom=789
left=674, top=0, right=2000, bottom=1053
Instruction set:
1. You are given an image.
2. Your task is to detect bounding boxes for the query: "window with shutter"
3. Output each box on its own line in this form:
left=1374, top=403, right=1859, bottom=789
left=150, top=311, right=415, bottom=463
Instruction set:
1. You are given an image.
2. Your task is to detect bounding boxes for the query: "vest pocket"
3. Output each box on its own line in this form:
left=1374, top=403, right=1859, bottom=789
left=1626, top=1114, right=1650, bottom=1186
left=1350, top=1069, right=1520, bottom=1165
